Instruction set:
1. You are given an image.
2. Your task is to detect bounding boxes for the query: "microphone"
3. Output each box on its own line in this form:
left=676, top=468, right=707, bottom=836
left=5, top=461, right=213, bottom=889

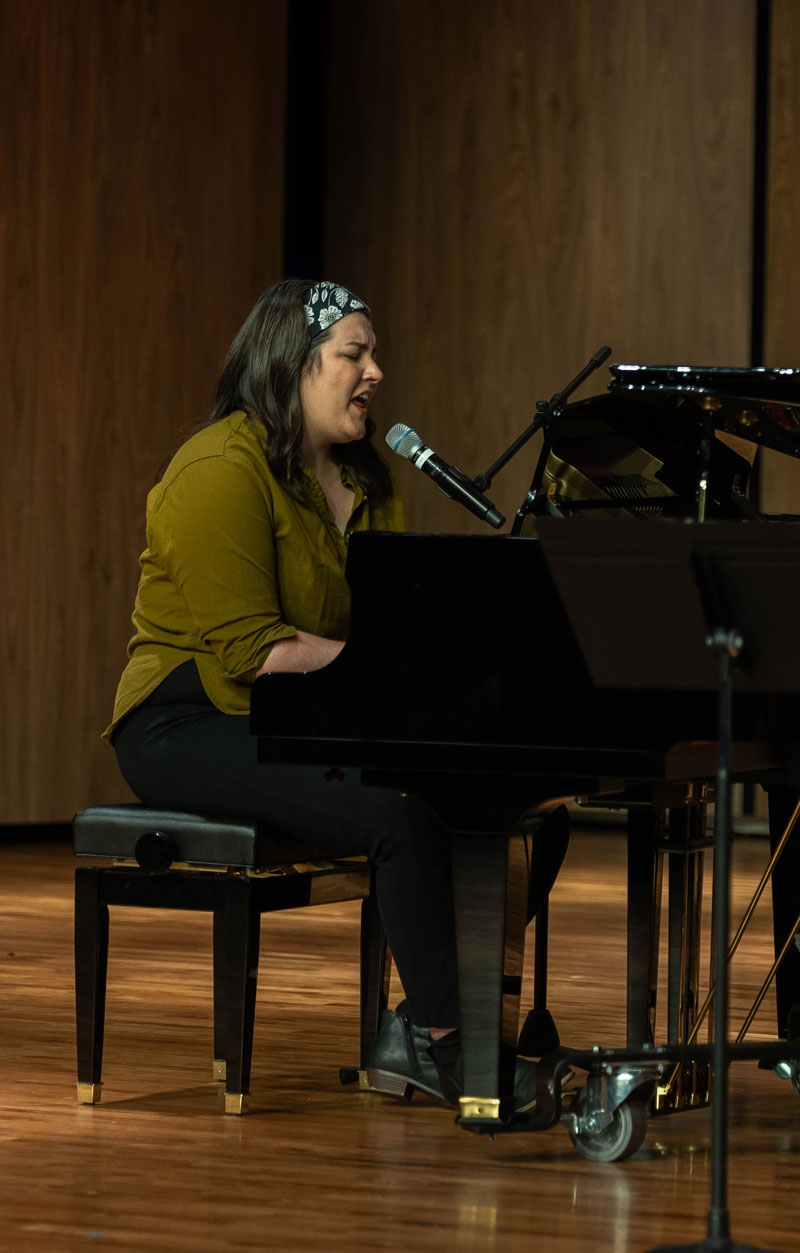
left=385, top=424, right=506, bottom=529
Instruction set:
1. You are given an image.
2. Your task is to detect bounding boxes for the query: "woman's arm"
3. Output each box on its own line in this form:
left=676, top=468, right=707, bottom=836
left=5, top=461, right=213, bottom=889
left=256, top=629, right=344, bottom=676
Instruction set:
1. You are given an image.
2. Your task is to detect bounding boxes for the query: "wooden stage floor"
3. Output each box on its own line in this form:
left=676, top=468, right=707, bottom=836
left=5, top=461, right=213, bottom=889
left=2, top=828, right=799, bottom=1251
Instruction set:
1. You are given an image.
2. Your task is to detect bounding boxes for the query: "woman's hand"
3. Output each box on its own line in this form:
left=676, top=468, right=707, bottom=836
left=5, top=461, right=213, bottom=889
left=256, top=630, right=345, bottom=676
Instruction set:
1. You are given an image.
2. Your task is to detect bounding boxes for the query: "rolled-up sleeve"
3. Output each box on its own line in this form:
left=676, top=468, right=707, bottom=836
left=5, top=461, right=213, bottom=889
left=148, top=455, right=296, bottom=679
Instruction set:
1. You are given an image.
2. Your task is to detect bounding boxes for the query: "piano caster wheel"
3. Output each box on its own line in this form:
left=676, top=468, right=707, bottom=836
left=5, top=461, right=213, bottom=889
left=567, top=1090, right=648, bottom=1162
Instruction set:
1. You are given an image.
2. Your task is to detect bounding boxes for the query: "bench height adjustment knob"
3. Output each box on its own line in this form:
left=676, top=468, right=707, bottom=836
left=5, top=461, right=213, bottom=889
left=134, top=831, right=175, bottom=873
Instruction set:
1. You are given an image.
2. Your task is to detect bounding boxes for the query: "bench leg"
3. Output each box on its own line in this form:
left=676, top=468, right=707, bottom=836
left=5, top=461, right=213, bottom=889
left=74, top=867, right=109, bottom=1104
left=221, top=876, right=261, bottom=1113
left=212, top=909, right=227, bottom=1081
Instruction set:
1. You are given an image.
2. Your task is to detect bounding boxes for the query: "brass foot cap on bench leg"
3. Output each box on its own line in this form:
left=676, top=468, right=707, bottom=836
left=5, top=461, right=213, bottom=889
left=77, top=1083, right=102, bottom=1105
left=213, top=1059, right=227, bottom=1081
left=224, top=1092, right=249, bottom=1115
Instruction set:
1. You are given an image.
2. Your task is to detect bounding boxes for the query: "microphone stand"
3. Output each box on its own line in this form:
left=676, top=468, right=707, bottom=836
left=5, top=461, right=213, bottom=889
left=649, top=553, right=783, bottom=1253
left=472, top=346, right=612, bottom=495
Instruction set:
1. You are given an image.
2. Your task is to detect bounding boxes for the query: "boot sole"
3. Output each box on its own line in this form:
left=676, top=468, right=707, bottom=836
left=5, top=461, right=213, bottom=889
left=364, top=1063, right=574, bottom=1113
left=365, top=1067, right=447, bottom=1103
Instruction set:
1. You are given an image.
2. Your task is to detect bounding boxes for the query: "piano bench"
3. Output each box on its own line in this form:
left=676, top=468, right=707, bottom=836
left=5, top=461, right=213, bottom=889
left=72, top=804, right=389, bottom=1114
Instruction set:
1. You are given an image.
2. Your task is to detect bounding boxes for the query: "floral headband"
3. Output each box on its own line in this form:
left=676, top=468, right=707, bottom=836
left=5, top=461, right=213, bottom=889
left=303, top=281, right=369, bottom=339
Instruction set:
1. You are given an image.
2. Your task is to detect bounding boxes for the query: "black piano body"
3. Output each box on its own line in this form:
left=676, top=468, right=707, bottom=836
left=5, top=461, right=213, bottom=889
left=251, top=366, right=800, bottom=1129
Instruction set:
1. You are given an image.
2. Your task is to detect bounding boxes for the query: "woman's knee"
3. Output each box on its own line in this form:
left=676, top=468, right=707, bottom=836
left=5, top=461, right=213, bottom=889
left=363, top=790, right=450, bottom=867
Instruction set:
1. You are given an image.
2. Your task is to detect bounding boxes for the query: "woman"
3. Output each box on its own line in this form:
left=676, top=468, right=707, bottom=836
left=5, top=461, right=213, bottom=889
left=105, top=277, right=557, bottom=1109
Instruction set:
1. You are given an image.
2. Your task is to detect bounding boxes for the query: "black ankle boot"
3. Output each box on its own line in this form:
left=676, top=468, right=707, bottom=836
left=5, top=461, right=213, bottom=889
left=366, top=1003, right=538, bottom=1112
left=366, top=1002, right=459, bottom=1104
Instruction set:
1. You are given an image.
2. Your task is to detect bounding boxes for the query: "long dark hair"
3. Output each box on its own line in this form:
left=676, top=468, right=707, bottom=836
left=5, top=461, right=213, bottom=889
left=207, top=277, right=393, bottom=503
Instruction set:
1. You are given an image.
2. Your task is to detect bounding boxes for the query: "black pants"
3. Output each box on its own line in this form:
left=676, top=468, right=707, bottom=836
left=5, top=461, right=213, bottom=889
left=114, top=662, right=568, bottom=1030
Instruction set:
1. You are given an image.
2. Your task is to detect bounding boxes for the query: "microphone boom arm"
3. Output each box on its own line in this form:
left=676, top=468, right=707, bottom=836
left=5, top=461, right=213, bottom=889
left=472, top=346, right=611, bottom=494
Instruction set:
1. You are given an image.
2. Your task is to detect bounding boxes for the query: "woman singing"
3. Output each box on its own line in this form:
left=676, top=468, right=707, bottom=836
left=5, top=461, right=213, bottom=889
left=105, top=278, right=562, bottom=1108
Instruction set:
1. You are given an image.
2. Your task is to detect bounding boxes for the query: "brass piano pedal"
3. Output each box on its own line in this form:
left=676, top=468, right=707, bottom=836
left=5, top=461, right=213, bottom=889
left=77, top=1082, right=102, bottom=1105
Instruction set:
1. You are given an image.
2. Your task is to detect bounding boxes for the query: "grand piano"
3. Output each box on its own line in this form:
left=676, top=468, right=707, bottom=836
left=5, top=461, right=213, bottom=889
left=251, top=365, right=800, bottom=1148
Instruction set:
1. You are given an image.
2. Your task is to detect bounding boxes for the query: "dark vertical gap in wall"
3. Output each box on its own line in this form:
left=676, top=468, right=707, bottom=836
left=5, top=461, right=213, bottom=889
left=750, top=0, right=772, bottom=510
left=283, top=0, right=330, bottom=279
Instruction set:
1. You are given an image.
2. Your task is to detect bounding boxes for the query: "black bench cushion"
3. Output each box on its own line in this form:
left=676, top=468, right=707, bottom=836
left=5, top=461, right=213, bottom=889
left=73, top=804, right=305, bottom=869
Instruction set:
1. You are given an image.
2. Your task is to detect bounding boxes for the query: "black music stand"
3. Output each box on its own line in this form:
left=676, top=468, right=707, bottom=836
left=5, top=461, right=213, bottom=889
left=536, top=519, right=800, bottom=1253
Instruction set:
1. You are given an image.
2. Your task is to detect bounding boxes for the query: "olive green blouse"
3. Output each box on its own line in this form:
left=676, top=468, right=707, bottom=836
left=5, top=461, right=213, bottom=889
left=104, top=410, right=405, bottom=739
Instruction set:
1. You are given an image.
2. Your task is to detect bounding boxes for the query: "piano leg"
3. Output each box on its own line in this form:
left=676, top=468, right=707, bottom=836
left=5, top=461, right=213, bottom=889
left=450, top=831, right=528, bottom=1125
left=765, top=784, right=800, bottom=1038
left=666, top=802, right=705, bottom=1047
left=358, top=888, right=392, bottom=1067
left=626, top=807, right=664, bottom=1048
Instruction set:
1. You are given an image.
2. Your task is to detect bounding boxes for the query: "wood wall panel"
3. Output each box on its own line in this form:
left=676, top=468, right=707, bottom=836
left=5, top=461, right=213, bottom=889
left=761, top=0, right=800, bottom=513
left=0, top=0, right=287, bottom=821
left=325, top=0, right=756, bottom=533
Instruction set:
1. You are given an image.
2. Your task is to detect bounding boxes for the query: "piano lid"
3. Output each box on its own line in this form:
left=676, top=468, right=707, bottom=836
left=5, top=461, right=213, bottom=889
left=608, top=363, right=800, bottom=459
